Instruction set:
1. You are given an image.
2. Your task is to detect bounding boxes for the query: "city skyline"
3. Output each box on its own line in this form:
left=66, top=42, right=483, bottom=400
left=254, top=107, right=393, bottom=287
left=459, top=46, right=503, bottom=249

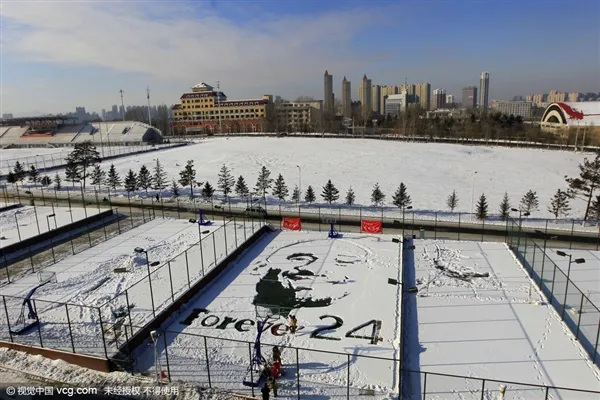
left=2, top=0, right=599, bottom=116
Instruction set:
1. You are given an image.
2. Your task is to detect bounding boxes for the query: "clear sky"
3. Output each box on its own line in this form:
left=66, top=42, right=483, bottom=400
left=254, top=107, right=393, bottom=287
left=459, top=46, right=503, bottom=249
left=2, top=0, right=599, bottom=116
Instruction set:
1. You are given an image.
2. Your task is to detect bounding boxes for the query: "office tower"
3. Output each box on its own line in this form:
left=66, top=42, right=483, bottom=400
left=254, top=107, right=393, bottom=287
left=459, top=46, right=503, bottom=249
left=433, top=89, right=447, bottom=109
left=358, top=74, right=372, bottom=118
left=324, top=70, right=334, bottom=115
left=479, top=72, right=490, bottom=110
left=342, top=77, right=352, bottom=118
left=416, top=82, right=431, bottom=110
left=462, top=86, right=477, bottom=109
left=372, top=84, right=382, bottom=114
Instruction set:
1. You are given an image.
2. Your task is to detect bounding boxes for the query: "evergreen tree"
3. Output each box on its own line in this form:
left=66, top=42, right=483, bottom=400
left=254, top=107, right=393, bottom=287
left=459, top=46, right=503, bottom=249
left=152, top=159, right=168, bottom=191
left=499, top=192, right=511, bottom=221
left=235, top=175, right=249, bottom=198
left=217, top=164, right=235, bottom=198
left=291, top=185, right=300, bottom=203
left=171, top=179, right=180, bottom=197
left=565, top=153, right=600, bottom=221
left=475, top=193, right=488, bottom=221
left=345, top=187, right=355, bottom=205
left=13, top=161, right=25, bottom=183
left=371, top=183, right=385, bottom=206
left=255, top=166, right=273, bottom=203
left=589, top=195, right=600, bottom=223
left=90, top=165, right=106, bottom=188
left=202, top=181, right=215, bottom=199
left=137, top=165, right=152, bottom=193
left=272, top=174, right=289, bottom=201
left=392, top=182, right=411, bottom=208
left=446, top=190, right=458, bottom=212
left=106, top=164, right=121, bottom=190
left=64, top=157, right=80, bottom=186
left=28, top=165, right=39, bottom=184
left=53, top=173, right=62, bottom=190
left=40, top=175, right=51, bottom=186
left=65, top=141, right=101, bottom=188
left=7, top=171, right=16, bottom=185
left=178, top=160, right=197, bottom=198
left=304, top=185, right=316, bottom=203
left=520, top=190, right=539, bottom=214
left=321, top=179, right=340, bottom=204
left=124, top=169, right=138, bottom=193
left=548, top=189, right=571, bottom=219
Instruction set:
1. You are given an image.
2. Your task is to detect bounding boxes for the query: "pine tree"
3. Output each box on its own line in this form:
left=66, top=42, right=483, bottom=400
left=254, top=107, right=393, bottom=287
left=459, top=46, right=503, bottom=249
left=137, top=165, right=152, bottom=193
left=53, top=173, right=62, bottom=190
left=152, top=159, right=168, bottom=191
left=499, top=192, right=511, bottom=221
left=255, top=166, right=273, bottom=202
left=40, top=175, right=51, bottom=186
left=565, top=153, right=600, bottom=221
left=446, top=190, right=458, bottom=212
left=589, top=195, right=600, bottom=223
left=171, top=179, right=180, bottom=197
left=321, top=179, right=340, bottom=204
left=520, top=190, right=539, bottom=214
left=217, top=164, right=235, bottom=198
left=291, top=185, right=300, bottom=202
left=28, top=165, right=39, bottom=184
left=371, top=183, right=385, bottom=206
left=178, top=160, right=197, bottom=198
left=345, top=187, right=355, bottom=205
left=392, top=183, right=411, bottom=208
left=7, top=171, right=16, bottom=185
left=235, top=175, right=249, bottom=198
left=475, top=193, right=488, bottom=221
left=124, top=169, right=138, bottom=193
left=106, top=164, right=121, bottom=190
left=90, top=165, right=106, bottom=188
left=272, top=174, right=289, bottom=201
left=64, top=157, right=80, bottom=186
left=548, top=189, right=571, bottom=219
left=13, top=161, right=25, bottom=183
left=65, top=141, right=101, bottom=188
left=304, top=185, right=316, bottom=203
left=202, top=181, right=215, bottom=199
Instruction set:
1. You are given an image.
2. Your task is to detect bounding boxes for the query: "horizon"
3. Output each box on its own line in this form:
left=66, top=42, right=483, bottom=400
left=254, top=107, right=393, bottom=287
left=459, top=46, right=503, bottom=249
left=2, top=0, right=599, bottom=116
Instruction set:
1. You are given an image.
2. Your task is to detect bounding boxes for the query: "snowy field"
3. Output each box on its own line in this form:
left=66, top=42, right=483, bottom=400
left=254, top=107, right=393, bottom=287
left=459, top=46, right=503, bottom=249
left=405, top=240, right=600, bottom=398
left=132, top=230, right=404, bottom=397
left=0, top=205, right=101, bottom=248
left=0, top=217, right=261, bottom=357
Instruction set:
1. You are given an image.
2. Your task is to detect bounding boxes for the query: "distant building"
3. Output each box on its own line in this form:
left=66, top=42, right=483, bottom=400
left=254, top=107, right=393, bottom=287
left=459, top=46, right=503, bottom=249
left=446, top=94, right=454, bottom=106
left=541, top=102, right=600, bottom=141
left=324, top=70, right=334, bottom=115
left=462, top=86, right=477, bottom=109
left=547, top=90, right=567, bottom=103
left=416, top=82, right=431, bottom=110
left=479, top=72, right=490, bottom=110
left=358, top=74, right=372, bottom=118
left=380, top=86, right=399, bottom=115
left=384, top=92, right=408, bottom=117
left=568, top=92, right=581, bottom=102
left=342, top=77, right=352, bottom=119
left=433, top=88, right=447, bottom=109
left=372, top=84, right=382, bottom=114
left=277, top=100, right=323, bottom=131
left=494, top=101, right=534, bottom=119
left=2, top=113, right=13, bottom=119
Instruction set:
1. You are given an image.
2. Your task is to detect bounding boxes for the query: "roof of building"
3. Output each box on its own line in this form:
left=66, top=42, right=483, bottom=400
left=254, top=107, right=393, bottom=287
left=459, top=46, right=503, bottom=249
left=1, top=115, right=76, bottom=126
left=541, top=102, right=600, bottom=126
left=192, top=82, right=213, bottom=89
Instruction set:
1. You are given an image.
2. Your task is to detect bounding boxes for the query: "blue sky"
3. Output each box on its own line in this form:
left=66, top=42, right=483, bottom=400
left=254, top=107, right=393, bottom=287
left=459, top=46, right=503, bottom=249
left=1, top=0, right=599, bottom=116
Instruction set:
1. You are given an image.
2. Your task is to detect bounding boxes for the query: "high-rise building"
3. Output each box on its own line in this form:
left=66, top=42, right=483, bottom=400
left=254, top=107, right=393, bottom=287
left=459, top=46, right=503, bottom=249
left=372, top=84, right=382, bottom=114
left=547, top=90, right=567, bottom=103
left=479, top=72, right=490, bottom=110
left=380, top=86, right=399, bottom=116
left=342, top=77, right=352, bottom=119
left=358, top=74, right=372, bottom=118
left=568, top=92, right=581, bottom=102
left=493, top=101, right=534, bottom=119
left=384, top=92, right=408, bottom=117
left=416, top=82, right=431, bottom=110
left=446, top=94, right=454, bottom=105
left=433, top=89, right=447, bottom=109
left=462, top=86, right=478, bottom=109
left=324, top=70, right=334, bottom=115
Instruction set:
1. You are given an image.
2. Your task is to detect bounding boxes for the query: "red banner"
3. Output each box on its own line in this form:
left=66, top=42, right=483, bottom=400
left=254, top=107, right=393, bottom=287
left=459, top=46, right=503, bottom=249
left=361, top=219, right=382, bottom=234
left=282, top=217, right=302, bottom=231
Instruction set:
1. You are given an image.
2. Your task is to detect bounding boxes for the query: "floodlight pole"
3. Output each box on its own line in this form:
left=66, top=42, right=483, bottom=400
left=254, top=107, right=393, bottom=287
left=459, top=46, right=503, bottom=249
left=402, top=205, right=413, bottom=238
left=135, top=248, right=156, bottom=317
left=470, top=171, right=478, bottom=216
left=119, top=89, right=125, bottom=121
left=14, top=212, right=22, bottom=241
left=46, top=214, right=56, bottom=262
left=556, top=251, right=585, bottom=320
left=296, top=165, right=301, bottom=204
left=147, top=86, right=152, bottom=126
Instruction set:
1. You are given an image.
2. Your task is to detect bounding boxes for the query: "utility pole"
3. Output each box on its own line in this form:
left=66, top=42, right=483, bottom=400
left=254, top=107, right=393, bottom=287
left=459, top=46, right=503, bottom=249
left=146, top=86, right=152, bottom=126
left=216, top=81, right=223, bottom=134
left=118, top=90, right=125, bottom=121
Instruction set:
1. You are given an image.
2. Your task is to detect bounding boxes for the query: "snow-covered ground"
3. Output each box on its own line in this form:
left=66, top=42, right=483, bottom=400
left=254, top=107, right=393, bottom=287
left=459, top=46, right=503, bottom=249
left=0, top=205, right=101, bottom=248
left=0, top=217, right=261, bottom=357
left=405, top=240, right=600, bottom=398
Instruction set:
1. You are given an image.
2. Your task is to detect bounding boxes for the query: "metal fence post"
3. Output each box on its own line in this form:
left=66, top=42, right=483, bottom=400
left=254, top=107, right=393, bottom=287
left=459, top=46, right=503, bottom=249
left=593, top=320, right=600, bottom=364
left=199, top=234, right=205, bottom=276
left=422, top=371, right=428, bottom=399
left=458, top=213, right=461, bottom=241
left=98, top=308, right=108, bottom=358
left=212, top=233, right=217, bottom=267
left=125, top=290, right=133, bottom=339
left=248, top=342, right=255, bottom=397
left=185, top=251, right=191, bottom=288
left=296, top=347, right=300, bottom=400
left=65, top=304, right=75, bottom=353
left=544, top=386, right=550, bottom=400
left=233, top=217, right=238, bottom=247
left=33, top=300, right=43, bottom=348
left=575, top=294, right=585, bottom=339
left=223, top=216, right=228, bottom=255
left=3, top=296, right=13, bottom=343
left=204, top=336, right=212, bottom=388
left=168, top=261, right=175, bottom=302
left=480, top=378, right=486, bottom=400
left=347, top=353, right=350, bottom=399
left=569, top=220, right=574, bottom=250
left=243, top=216, right=247, bottom=241
left=162, top=332, right=171, bottom=382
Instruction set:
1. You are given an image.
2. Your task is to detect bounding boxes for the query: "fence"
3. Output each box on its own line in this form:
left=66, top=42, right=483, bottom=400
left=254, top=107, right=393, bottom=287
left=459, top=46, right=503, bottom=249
left=506, top=216, right=600, bottom=367
left=0, top=216, right=268, bottom=362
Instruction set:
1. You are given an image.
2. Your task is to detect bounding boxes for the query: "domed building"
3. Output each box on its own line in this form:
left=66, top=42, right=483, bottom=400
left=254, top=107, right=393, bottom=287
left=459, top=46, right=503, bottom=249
left=541, top=102, right=600, bottom=145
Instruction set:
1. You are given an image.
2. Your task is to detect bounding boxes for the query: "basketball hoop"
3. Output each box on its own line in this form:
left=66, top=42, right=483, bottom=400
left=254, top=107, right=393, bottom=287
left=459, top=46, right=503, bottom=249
left=254, top=303, right=281, bottom=324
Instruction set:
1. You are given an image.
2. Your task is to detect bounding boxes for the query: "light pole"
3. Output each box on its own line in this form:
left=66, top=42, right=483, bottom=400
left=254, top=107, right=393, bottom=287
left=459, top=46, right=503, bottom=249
left=296, top=165, right=301, bottom=204
left=14, top=210, right=22, bottom=241
left=46, top=213, right=56, bottom=262
left=510, top=208, right=530, bottom=249
left=393, top=205, right=413, bottom=237
left=188, top=219, right=210, bottom=274
left=470, top=171, right=478, bottom=216
left=556, top=251, right=585, bottom=320
left=134, top=247, right=159, bottom=317
left=73, top=180, right=87, bottom=218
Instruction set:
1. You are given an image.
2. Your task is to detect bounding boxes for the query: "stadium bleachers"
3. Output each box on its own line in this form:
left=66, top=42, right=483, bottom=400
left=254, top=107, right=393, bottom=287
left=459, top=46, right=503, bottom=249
left=70, top=124, right=97, bottom=143
left=0, top=126, right=31, bottom=147
left=49, top=124, right=86, bottom=144
left=0, top=127, right=11, bottom=138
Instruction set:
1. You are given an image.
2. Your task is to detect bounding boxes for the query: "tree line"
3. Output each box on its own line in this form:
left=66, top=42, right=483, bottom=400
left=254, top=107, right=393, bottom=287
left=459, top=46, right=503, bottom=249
left=6, top=142, right=600, bottom=222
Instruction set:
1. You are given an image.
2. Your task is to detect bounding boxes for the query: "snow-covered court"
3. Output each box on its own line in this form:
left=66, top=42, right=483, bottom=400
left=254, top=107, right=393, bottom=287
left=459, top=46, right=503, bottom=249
left=547, top=248, right=600, bottom=309
left=133, top=230, right=404, bottom=397
left=0, top=216, right=259, bottom=357
left=0, top=205, right=102, bottom=248
left=405, top=240, right=600, bottom=398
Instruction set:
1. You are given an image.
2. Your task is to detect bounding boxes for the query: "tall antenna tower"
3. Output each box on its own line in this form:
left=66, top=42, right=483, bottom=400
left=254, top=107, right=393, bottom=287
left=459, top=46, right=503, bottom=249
left=146, top=86, right=152, bottom=126
left=118, top=89, right=125, bottom=121
left=216, top=80, right=222, bottom=134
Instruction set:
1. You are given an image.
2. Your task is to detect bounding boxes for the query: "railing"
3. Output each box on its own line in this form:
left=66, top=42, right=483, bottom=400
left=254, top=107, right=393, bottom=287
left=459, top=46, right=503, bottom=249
left=506, top=216, right=600, bottom=366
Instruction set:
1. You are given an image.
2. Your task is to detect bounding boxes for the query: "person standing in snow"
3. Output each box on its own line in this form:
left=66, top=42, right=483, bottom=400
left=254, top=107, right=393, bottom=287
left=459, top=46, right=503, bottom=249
left=268, top=376, right=278, bottom=397
left=272, top=346, right=281, bottom=364
left=289, top=315, right=298, bottom=334
left=261, top=383, right=270, bottom=400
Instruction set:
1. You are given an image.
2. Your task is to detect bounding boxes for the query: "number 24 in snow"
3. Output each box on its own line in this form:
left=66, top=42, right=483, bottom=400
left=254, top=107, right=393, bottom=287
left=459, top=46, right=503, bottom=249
left=310, top=315, right=382, bottom=344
